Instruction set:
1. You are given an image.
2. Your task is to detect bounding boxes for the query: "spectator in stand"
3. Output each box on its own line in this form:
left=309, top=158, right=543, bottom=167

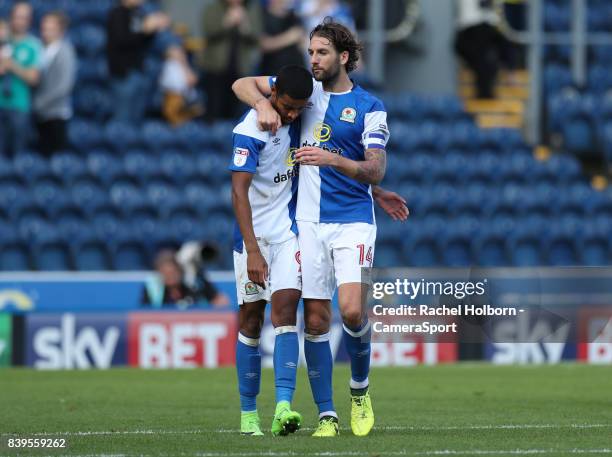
left=159, top=43, right=204, bottom=126
left=107, top=0, right=170, bottom=124
left=33, top=12, right=76, bottom=156
left=142, top=249, right=198, bottom=308
left=0, top=19, right=10, bottom=98
left=142, top=248, right=230, bottom=308
left=454, top=0, right=506, bottom=99
left=201, top=0, right=262, bottom=121
left=260, top=0, right=305, bottom=76
left=0, top=2, right=41, bottom=157
left=297, top=0, right=355, bottom=36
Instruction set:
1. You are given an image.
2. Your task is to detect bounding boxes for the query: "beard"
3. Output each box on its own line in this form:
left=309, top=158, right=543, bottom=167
left=312, top=60, right=341, bottom=84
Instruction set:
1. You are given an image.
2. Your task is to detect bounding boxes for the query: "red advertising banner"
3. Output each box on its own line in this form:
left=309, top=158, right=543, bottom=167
left=577, top=307, right=612, bottom=364
left=370, top=316, right=458, bottom=365
left=128, top=312, right=237, bottom=368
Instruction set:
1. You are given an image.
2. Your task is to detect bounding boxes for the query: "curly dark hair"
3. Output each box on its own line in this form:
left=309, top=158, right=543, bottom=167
left=309, top=17, right=363, bottom=73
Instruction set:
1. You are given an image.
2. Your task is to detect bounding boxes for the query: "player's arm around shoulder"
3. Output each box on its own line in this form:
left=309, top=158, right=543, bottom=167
left=232, top=75, right=281, bottom=133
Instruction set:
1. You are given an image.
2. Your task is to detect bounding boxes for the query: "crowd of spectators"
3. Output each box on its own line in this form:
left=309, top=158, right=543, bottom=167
left=0, top=0, right=356, bottom=157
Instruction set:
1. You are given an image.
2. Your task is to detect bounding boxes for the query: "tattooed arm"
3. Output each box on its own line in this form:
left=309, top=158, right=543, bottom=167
left=294, top=146, right=387, bottom=185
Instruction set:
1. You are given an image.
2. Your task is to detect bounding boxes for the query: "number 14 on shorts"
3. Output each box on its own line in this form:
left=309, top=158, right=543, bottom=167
left=357, top=244, right=373, bottom=267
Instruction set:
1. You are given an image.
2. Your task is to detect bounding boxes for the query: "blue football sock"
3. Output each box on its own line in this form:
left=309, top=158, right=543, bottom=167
left=343, top=318, right=372, bottom=390
left=273, top=326, right=299, bottom=404
left=304, top=332, right=336, bottom=418
left=236, top=332, right=261, bottom=412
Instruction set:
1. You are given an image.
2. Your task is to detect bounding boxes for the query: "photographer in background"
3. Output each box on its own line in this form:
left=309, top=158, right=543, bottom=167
left=176, top=241, right=230, bottom=308
left=142, top=246, right=230, bottom=309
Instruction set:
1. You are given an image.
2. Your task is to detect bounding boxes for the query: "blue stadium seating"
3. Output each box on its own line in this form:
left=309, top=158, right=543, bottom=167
left=113, top=239, right=149, bottom=271
left=35, top=241, right=73, bottom=271
left=109, top=178, right=146, bottom=214
left=0, top=0, right=608, bottom=270
left=159, top=150, right=196, bottom=183
left=69, top=120, right=105, bottom=152
left=0, top=243, right=31, bottom=271
left=87, top=149, right=123, bottom=185
left=104, top=122, right=143, bottom=152
left=73, top=239, right=112, bottom=271
left=142, top=121, right=178, bottom=153
left=51, top=151, right=87, bottom=183
left=74, top=85, right=112, bottom=121
left=71, top=24, right=106, bottom=58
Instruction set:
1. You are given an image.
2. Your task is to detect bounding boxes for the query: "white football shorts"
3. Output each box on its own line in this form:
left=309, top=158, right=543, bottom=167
left=297, top=221, right=376, bottom=300
left=233, top=235, right=302, bottom=304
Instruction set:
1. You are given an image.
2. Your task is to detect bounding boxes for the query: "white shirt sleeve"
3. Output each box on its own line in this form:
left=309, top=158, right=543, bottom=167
left=362, top=108, right=390, bottom=150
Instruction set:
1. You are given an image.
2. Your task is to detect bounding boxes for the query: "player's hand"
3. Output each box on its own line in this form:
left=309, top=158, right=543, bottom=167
left=374, top=189, right=409, bottom=221
left=247, top=251, right=268, bottom=289
left=255, top=98, right=281, bottom=135
left=295, top=146, right=338, bottom=167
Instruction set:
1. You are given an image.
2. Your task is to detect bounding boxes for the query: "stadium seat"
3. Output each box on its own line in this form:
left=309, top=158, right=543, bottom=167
left=436, top=153, right=469, bottom=186
left=129, top=206, right=161, bottom=242
left=50, top=151, right=87, bottom=183
left=73, top=239, right=112, bottom=271
left=142, top=121, right=178, bottom=153
left=375, top=239, right=404, bottom=267
left=580, top=226, right=611, bottom=266
left=0, top=159, right=16, bottom=181
left=68, top=119, right=105, bottom=152
left=0, top=243, right=31, bottom=271
left=91, top=206, right=124, bottom=242
left=405, top=234, right=439, bottom=267
left=34, top=241, right=73, bottom=271
left=112, top=239, right=149, bottom=271
left=18, top=208, right=51, bottom=244
left=109, top=177, right=147, bottom=213
left=145, top=177, right=183, bottom=210
left=507, top=216, right=548, bottom=266
left=32, top=176, right=69, bottom=214
left=196, top=152, right=231, bottom=184
left=12, top=151, right=49, bottom=184
left=77, top=57, right=108, bottom=85
left=104, top=122, right=143, bottom=153
left=55, top=208, right=89, bottom=244
left=473, top=229, right=508, bottom=267
left=184, top=180, right=218, bottom=215
left=176, top=122, right=215, bottom=153
left=0, top=178, right=29, bottom=217
left=71, top=24, right=106, bottom=57
left=73, top=85, right=112, bottom=122
left=87, top=149, right=124, bottom=185
left=159, top=150, right=196, bottom=183
left=208, top=121, right=236, bottom=151
left=70, top=175, right=108, bottom=215
left=546, top=226, right=579, bottom=266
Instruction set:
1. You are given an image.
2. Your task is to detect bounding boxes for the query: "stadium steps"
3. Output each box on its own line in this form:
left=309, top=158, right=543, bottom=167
left=458, top=69, right=529, bottom=129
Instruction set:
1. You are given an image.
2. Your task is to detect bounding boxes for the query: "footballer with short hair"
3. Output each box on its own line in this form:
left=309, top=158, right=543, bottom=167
left=230, top=64, right=313, bottom=437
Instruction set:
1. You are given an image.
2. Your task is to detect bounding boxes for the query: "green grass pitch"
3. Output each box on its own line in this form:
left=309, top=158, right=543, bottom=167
left=1, top=364, right=611, bottom=456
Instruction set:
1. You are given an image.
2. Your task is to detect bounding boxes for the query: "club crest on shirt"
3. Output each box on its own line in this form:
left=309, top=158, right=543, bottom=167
left=245, top=281, right=259, bottom=295
left=340, top=107, right=357, bottom=123
left=233, top=147, right=249, bottom=167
